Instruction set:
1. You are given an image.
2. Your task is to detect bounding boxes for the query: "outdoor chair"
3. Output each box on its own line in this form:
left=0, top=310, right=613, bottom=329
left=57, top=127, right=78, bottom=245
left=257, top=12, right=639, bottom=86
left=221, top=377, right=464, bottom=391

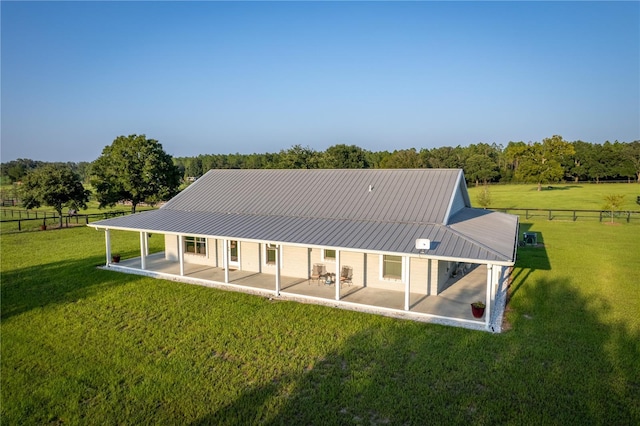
left=310, top=263, right=326, bottom=285
left=340, top=265, right=353, bottom=287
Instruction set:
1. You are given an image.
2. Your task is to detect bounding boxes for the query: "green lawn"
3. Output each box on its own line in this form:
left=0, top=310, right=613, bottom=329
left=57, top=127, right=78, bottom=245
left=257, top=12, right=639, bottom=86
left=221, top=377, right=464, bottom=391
left=1, top=195, right=639, bottom=423
left=467, top=182, right=639, bottom=211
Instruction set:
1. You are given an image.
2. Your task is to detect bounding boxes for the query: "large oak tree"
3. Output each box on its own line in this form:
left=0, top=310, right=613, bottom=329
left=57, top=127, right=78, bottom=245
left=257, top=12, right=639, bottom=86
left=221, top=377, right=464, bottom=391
left=91, top=134, right=181, bottom=213
left=22, top=164, right=90, bottom=228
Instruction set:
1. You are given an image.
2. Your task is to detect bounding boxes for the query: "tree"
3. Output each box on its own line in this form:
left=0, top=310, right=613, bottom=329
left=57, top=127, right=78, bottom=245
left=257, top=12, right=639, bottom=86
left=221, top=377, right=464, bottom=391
left=602, top=194, right=625, bottom=224
left=22, top=164, right=90, bottom=228
left=380, top=148, right=423, bottom=168
left=513, top=135, right=575, bottom=191
left=91, top=134, right=181, bottom=213
left=464, top=154, right=498, bottom=186
left=622, top=141, right=640, bottom=183
left=475, top=185, right=492, bottom=208
left=275, top=145, right=320, bottom=169
left=320, top=144, right=369, bottom=168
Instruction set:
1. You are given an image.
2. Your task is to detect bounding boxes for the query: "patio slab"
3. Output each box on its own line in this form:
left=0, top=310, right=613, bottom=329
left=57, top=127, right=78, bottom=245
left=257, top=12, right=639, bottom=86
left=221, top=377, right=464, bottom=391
left=107, top=252, right=489, bottom=330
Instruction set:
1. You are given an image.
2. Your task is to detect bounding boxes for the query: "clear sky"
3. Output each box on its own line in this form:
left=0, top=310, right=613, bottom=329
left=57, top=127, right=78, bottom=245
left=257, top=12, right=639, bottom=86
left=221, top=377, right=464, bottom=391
left=1, top=1, right=639, bottom=163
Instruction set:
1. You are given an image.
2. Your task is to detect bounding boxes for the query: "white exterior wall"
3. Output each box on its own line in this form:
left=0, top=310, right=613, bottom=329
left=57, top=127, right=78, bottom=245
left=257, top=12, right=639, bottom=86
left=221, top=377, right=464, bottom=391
left=164, top=235, right=218, bottom=266
left=409, top=257, right=430, bottom=295
left=241, top=242, right=261, bottom=272
left=163, top=234, right=451, bottom=297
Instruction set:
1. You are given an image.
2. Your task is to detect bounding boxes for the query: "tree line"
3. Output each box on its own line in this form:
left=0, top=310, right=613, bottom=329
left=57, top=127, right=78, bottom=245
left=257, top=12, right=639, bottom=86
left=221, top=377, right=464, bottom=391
left=3, top=137, right=639, bottom=188
left=172, top=138, right=640, bottom=188
left=1, top=135, right=638, bottom=224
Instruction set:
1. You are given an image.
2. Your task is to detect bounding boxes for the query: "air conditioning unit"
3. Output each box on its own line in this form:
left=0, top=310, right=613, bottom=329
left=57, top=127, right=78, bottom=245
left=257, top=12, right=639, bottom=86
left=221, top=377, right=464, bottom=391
left=415, top=239, right=431, bottom=250
left=523, top=232, right=537, bottom=246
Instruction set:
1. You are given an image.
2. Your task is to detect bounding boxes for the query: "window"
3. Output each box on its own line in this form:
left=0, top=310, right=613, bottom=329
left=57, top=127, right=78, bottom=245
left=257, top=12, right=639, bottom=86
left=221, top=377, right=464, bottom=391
left=266, top=244, right=278, bottom=265
left=185, top=236, right=207, bottom=255
left=382, top=255, right=402, bottom=280
left=323, top=249, right=336, bottom=261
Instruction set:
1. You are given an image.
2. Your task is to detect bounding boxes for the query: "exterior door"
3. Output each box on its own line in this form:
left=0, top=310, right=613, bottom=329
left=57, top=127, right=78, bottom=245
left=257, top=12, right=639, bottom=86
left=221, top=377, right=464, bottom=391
left=228, top=240, right=239, bottom=268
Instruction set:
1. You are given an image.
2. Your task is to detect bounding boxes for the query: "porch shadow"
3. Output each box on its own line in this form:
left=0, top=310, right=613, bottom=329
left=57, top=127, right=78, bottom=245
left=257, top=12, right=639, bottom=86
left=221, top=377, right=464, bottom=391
left=189, top=276, right=639, bottom=425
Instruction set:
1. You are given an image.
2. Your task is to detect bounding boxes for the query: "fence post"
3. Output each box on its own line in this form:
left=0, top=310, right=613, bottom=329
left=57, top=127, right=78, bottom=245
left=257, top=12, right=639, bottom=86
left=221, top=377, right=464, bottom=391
left=599, top=211, right=603, bottom=222
left=627, top=212, right=631, bottom=223
left=548, top=210, right=552, bottom=220
left=525, top=209, right=529, bottom=219
left=573, top=211, right=577, bottom=221
left=18, top=219, right=21, bottom=231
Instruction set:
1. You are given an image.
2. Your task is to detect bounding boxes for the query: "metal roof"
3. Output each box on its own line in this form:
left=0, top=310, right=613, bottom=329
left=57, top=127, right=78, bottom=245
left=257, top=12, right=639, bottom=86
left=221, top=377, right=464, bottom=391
left=91, top=169, right=519, bottom=264
left=163, top=169, right=462, bottom=224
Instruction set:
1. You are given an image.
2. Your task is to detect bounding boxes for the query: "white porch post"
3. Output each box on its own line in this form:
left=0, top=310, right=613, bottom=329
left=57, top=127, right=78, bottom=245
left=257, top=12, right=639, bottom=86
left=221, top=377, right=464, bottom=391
left=140, top=232, right=147, bottom=270
left=214, top=239, right=219, bottom=268
left=223, top=239, right=229, bottom=283
left=485, top=264, right=493, bottom=329
left=335, top=249, right=341, bottom=301
left=404, top=256, right=410, bottom=311
left=105, top=229, right=111, bottom=266
left=275, top=244, right=281, bottom=296
left=178, top=235, right=185, bottom=276
left=145, top=233, right=150, bottom=256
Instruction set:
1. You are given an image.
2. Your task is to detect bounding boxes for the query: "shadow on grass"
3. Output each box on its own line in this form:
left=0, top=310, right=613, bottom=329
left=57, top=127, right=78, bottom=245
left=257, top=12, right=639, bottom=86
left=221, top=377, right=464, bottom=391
left=191, top=279, right=639, bottom=424
left=0, top=256, right=139, bottom=321
left=510, top=223, right=550, bottom=301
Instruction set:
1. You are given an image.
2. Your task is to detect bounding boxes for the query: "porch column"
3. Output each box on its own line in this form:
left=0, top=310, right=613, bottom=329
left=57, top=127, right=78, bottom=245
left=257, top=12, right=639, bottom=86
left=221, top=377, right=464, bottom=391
left=362, top=253, right=367, bottom=287
left=275, top=244, right=281, bottom=296
left=223, top=239, right=230, bottom=283
left=145, top=233, right=150, bottom=256
left=257, top=243, right=262, bottom=273
left=404, top=256, right=410, bottom=311
left=178, top=235, right=185, bottom=276
left=214, top=239, right=219, bottom=268
left=105, top=229, right=111, bottom=266
left=335, top=249, right=341, bottom=301
left=485, top=264, right=493, bottom=329
left=140, top=232, right=147, bottom=270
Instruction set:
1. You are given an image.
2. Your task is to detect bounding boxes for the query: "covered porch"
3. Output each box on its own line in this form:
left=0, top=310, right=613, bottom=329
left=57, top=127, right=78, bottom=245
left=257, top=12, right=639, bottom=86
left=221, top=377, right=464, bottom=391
left=107, top=252, right=501, bottom=331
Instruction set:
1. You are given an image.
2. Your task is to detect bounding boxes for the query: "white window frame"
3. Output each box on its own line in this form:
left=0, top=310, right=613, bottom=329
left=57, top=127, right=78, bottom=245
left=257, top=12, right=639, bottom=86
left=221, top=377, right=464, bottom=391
left=184, top=236, right=207, bottom=256
left=264, top=243, right=282, bottom=267
left=379, top=254, right=403, bottom=282
left=322, top=248, right=336, bottom=262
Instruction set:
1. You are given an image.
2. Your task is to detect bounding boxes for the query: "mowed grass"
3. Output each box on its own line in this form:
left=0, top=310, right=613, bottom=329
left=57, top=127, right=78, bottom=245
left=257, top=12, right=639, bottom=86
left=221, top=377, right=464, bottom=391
left=1, top=195, right=639, bottom=423
left=467, top=182, right=639, bottom=211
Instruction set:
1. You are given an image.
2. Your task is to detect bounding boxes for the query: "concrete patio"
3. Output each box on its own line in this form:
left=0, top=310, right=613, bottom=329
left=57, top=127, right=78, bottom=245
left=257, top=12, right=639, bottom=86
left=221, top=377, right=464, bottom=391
left=106, top=252, right=489, bottom=330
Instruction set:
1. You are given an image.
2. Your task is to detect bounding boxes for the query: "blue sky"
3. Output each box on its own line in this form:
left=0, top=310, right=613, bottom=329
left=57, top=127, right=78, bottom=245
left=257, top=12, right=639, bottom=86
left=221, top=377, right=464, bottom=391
left=2, top=1, right=639, bottom=163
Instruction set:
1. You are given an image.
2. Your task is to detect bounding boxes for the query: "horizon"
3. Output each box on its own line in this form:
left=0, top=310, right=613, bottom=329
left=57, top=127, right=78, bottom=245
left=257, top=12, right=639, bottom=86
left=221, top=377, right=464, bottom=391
left=2, top=1, right=639, bottom=163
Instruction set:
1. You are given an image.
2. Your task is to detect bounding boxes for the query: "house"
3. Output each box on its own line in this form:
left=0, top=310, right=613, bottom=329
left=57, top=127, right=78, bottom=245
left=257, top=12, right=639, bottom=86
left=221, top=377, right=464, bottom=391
left=89, top=169, right=519, bottom=331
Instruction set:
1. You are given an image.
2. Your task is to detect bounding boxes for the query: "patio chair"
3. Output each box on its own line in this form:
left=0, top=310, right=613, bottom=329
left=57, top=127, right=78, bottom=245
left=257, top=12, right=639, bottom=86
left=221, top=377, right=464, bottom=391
left=340, top=265, right=353, bottom=287
left=310, top=263, right=325, bottom=285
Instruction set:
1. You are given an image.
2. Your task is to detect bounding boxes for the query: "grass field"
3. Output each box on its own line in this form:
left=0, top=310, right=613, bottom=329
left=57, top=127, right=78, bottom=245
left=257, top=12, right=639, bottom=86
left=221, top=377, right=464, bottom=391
left=1, top=185, right=639, bottom=424
left=467, top=182, right=640, bottom=211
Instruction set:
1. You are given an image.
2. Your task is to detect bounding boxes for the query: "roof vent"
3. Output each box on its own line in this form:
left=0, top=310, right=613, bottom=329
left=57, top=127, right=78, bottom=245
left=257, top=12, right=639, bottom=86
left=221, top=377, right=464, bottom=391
left=368, top=185, right=373, bottom=192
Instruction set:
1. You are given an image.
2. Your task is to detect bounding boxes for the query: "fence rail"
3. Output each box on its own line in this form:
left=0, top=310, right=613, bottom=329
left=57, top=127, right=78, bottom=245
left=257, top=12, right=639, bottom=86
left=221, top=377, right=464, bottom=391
left=490, top=208, right=640, bottom=222
left=0, top=210, right=130, bottom=232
